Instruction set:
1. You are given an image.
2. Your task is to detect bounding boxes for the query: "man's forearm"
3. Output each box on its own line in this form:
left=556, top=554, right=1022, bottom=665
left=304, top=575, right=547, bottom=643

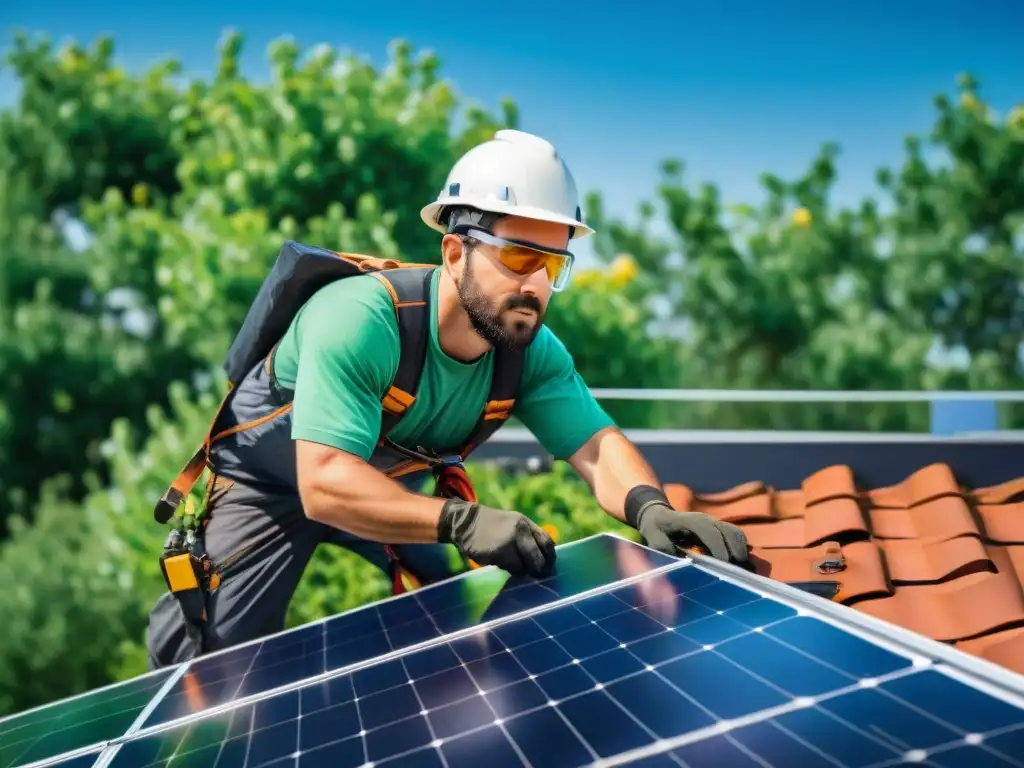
left=297, top=444, right=446, bottom=543
left=571, top=428, right=663, bottom=524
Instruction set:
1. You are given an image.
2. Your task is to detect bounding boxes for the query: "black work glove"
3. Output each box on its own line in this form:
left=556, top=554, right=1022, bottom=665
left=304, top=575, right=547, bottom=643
left=638, top=504, right=750, bottom=563
left=438, top=499, right=556, bottom=577
left=625, top=486, right=749, bottom=564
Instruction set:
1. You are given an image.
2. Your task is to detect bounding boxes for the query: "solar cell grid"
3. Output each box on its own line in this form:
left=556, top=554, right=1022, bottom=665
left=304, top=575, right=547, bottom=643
left=11, top=534, right=1024, bottom=768
left=97, top=554, right=1017, bottom=768
left=140, top=534, right=676, bottom=730
left=617, top=667, right=1024, bottom=767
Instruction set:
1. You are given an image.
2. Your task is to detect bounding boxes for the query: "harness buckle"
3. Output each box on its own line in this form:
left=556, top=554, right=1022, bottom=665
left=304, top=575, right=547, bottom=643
left=435, top=453, right=465, bottom=470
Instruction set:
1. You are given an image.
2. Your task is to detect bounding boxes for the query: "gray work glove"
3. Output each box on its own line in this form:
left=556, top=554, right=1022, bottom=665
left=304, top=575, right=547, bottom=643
left=637, top=503, right=750, bottom=564
left=438, top=499, right=556, bottom=577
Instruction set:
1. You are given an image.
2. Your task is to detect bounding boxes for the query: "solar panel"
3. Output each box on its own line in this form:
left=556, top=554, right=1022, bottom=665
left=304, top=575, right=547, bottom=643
left=7, top=532, right=1024, bottom=768
left=140, top=533, right=676, bottom=729
left=0, top=668, right=173, bottom=768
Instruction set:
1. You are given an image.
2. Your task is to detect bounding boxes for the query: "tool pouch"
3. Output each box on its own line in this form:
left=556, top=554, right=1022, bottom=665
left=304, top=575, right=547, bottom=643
left=159, top=529, right=215, bottom=648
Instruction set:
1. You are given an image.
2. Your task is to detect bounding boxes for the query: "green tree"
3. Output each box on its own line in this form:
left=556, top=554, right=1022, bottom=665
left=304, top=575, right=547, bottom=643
left=585, top=76, right=1023, bottom=431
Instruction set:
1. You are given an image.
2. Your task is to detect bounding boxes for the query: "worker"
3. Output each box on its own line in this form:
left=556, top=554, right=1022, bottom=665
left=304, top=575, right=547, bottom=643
left=145, top=129, right=749, bottom=670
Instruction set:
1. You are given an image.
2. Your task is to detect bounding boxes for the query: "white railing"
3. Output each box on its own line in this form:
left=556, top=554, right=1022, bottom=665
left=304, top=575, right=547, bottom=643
left=588, top=388, right=1024, bottom=403
left=585, top=388, right=1023, bottom=436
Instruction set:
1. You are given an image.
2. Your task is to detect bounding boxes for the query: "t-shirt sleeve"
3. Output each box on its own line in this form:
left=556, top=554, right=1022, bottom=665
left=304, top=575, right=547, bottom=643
left=512, top=328, right=617, bottom=460
left=288, top=277, right=400, bottom=461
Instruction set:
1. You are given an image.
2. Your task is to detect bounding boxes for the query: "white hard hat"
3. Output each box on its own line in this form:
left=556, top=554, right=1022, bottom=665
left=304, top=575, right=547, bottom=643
left=420, top=129, right=594, bottom=240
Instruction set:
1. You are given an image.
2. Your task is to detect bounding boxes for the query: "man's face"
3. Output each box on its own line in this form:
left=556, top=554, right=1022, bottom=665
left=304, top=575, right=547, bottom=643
left=452, top=216, right=570, bottom=350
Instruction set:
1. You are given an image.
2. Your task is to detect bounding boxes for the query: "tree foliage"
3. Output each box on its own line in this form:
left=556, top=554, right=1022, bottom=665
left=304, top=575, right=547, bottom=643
left=0, top=27, right=1021, bottom=715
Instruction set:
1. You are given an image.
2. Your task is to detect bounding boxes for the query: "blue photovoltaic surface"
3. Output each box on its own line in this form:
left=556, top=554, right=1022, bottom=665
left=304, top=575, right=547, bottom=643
left=139, top=533, right=676, bottom=729
left=91, top=548, right=1024, bottom=768
left=12, top=534, right=1024, bottom=768
left=0, top=668, right=173, bottom=768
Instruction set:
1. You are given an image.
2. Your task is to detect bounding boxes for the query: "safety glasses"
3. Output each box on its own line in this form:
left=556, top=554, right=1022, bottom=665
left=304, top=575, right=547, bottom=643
left=458, top=227, right=575, bottom=292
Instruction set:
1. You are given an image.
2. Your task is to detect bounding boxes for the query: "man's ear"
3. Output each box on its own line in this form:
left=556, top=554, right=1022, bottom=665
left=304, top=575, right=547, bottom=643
left=441, top=234, right=465, bottom=277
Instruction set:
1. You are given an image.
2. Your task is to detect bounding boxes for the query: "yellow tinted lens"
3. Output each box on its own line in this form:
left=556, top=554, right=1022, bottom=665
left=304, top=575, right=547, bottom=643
left=498, top=245, right=567, bottom=282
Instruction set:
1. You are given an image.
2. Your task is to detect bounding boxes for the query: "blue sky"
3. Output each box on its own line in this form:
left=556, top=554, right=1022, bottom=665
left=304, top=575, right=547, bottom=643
left=2, top=0, right=1022, bottom=264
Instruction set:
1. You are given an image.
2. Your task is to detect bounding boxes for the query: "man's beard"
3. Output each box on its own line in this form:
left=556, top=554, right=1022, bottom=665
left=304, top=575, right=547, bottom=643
left=457, top=251, right=544, bottom=350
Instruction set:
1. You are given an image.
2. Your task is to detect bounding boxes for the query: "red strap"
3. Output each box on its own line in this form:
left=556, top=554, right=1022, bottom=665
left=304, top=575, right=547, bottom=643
left=433, top=465, right=477, bottom=503
left=385, top=466, right=481, bottom=593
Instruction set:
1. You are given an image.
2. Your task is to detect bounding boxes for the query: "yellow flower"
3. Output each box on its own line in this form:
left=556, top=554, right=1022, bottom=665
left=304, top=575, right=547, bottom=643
left=792, top=207, right=812, bottom=228
left=131, top=183, right=149, bottom=206
left=609, top=254, right=638, bottom=286
left=58, top=46, right=84, bottom=73
left=960, top=93, right=981, bottom=113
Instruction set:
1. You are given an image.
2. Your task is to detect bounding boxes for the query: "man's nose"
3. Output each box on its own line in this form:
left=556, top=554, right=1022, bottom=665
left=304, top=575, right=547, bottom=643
left=521, top=268, right=548, bottom=294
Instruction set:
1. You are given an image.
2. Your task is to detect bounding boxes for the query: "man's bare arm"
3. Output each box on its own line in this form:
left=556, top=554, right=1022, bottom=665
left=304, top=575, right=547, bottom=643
left=295, top=439, right=558, bottom=576
left=295, top=439, right=445, bottom=543
left=568, top=426, right=750, bottom=563
left=566, top=426, right=663, bottom=523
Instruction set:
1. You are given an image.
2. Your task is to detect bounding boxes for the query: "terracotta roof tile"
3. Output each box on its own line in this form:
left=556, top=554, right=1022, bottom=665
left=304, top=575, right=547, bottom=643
left=956, top=627, right=1024, bottom=675
left=664, top=462, right=1024, bottom=675
left=868, top=497, right=978, bottom=540
left=864, top=462, right=962, bottom=508
left=972, top=478, right=1024, bottom=505
left=879, top=535, right=993, bottom=583
left=743, top=499, right=868, bottom=548
left=856, top=570, right=1024, bottom=642
left=748, top=541, right=890, bottom=602
left=978, top=503, right=1024, bottom=543
left=665, top=482, right=773, bottom=523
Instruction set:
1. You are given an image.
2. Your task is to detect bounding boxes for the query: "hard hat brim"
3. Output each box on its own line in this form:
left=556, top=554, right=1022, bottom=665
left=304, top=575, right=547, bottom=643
left=420, top=198, right=595, bottom=240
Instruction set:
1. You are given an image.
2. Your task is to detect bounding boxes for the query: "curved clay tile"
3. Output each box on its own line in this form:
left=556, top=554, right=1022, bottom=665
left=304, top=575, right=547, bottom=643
left=665, top=483, right=774, bottom=523
left=771, top=465, right=859, bottom=520
left=879, top=536, right=994, bottom=584
left=801, top=464, right=859, bottom=506
left=743, top=499, right=868, bottom=548
left=855, top=569, right=1024, bottom=642
left=868, top=496, right=978, bottom=540
left=697, top=493, right=774, bottom=523
left=866, top=463, right=961, bottom=508
left=972, top=477, right=1024, bottom=505
left=986, top=545, right=1024, bottom=586
left=748, top=541, right=890, bottom=602
left=772, top=490, right=807, bottom=519
left=977, top=503, right=1024, bottom=544
left=956, top=627, right=1024, bottom=675
left=696, top=480, right=766, bottom=505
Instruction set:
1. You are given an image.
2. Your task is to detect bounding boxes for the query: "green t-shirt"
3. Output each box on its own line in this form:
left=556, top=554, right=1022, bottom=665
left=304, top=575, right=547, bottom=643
left=272, top=267, right=615, bottom=462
